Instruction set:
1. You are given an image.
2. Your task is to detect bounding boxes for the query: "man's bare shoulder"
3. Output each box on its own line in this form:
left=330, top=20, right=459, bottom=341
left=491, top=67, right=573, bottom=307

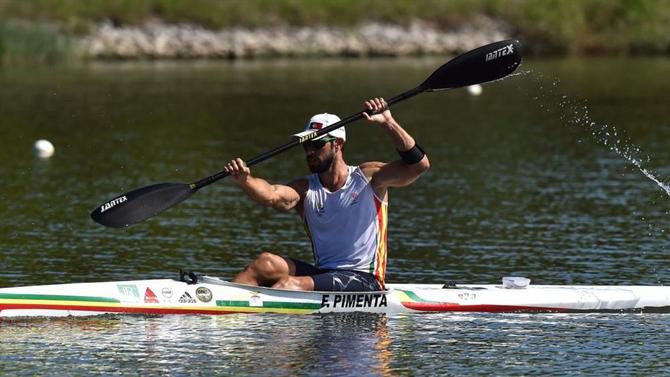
left=359, top=161, right=386, bottom=179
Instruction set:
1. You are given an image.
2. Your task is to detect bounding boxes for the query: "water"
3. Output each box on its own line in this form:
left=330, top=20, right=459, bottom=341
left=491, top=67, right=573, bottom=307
left=1, top=57, right=670, bottom=375
left=2, top=313, right=669, bottom=375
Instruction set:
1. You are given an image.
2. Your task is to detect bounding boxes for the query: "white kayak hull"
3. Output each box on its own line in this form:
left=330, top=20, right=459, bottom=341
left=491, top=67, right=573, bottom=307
left=1, top=276, right=669, bottom=318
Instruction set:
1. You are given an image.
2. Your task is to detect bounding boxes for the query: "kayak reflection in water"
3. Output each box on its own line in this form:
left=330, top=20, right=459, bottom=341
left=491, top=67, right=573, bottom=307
left=224, top=97, right=430, bottom=292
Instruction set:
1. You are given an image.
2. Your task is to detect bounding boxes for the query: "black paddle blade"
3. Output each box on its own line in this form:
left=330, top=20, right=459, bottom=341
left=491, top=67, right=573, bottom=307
left=90, top=183, right=196, bottom=228
left=421, top=39, right=522, bottom=91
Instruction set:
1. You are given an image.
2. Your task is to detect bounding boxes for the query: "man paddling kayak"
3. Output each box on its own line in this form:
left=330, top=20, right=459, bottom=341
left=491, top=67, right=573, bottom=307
left=224, top=97, right=430, bottom=292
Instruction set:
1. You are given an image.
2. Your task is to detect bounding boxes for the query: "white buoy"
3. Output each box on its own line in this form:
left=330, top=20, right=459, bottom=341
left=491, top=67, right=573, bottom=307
left=467, top=84, right=483, bottom=96
left=33, top=139, right=55, bottom=159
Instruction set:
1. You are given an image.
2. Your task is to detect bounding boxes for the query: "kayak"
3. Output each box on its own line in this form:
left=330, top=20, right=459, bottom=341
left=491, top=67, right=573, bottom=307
left=1, top=273, right=669, bottom=318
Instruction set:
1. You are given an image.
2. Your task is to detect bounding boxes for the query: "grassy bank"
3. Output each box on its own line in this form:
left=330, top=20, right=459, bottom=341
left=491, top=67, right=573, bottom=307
left=0, top=21, right=70, bottom=64
left=1, top=0, right=669, bottom=62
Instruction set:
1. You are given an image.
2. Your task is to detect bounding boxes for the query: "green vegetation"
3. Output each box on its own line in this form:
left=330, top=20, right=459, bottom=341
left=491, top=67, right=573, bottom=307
left=0, top=21, right=70, bottom=64
left=1, top=0, right=669, bottom=63
left=492, top=0, right=670, bottom=55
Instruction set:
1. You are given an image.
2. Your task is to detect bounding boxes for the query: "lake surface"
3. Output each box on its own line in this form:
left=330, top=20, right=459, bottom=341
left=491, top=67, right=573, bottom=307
left=1, top=56, right=670, bottom=375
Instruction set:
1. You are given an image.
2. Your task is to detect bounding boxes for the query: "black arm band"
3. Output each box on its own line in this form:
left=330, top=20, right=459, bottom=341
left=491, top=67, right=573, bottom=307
left=397, top=143, right=426, bottom=164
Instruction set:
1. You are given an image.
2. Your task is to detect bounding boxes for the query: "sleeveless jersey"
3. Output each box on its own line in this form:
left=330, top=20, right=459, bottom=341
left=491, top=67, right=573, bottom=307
left=303, top=165, right=388, bottom=286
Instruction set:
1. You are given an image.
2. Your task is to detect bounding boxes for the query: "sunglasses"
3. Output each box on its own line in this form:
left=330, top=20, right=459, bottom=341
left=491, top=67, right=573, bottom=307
left=302, top=137, right=336, bottom=151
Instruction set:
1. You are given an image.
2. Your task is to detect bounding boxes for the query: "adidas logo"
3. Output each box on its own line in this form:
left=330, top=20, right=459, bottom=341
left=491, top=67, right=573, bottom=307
left=178, top=292, right=196, bottom=304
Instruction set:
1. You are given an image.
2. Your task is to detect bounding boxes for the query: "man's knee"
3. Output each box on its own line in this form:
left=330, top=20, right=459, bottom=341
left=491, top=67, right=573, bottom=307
left=250, top=252, right=284, bottom=278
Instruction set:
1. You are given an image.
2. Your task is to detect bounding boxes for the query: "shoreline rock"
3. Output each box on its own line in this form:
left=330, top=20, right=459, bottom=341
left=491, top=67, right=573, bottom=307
left=78, top=17, right=513, bottom=60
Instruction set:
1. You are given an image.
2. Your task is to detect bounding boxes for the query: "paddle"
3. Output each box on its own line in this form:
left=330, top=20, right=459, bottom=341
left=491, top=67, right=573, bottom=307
left=91, top=39, right=522, bottom=228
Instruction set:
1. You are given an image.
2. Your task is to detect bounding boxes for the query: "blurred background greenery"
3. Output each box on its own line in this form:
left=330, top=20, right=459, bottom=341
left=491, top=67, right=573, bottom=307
left=1, top=0, right=670, bottom=63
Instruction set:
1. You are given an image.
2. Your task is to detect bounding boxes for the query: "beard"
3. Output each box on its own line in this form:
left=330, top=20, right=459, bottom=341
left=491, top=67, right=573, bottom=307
left=307, top=151, right=335, bottom=173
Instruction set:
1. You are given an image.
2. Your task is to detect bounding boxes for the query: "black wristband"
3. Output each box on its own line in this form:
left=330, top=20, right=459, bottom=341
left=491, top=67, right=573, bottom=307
left=398, top=143, right=425, bottom=164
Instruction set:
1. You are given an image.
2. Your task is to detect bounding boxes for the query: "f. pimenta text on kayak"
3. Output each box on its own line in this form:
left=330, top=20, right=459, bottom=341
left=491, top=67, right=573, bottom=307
left=100, top=196, right=128, bottom=213
left=321, top=293, right=388, bottom=308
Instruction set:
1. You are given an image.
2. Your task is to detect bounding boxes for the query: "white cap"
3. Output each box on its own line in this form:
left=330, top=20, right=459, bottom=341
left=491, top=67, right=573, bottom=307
left=300, top=113, right=345, bottom=142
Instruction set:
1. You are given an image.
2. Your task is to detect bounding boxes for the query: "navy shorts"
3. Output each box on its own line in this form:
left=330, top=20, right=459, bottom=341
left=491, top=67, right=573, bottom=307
left=291, top=259, right=381, bottom=292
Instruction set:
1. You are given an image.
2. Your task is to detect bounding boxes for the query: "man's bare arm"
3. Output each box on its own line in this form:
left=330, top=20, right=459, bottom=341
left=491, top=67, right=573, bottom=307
left=361, top=98, right=430, bottom=195
left=224, top=158, right=303, bottom=212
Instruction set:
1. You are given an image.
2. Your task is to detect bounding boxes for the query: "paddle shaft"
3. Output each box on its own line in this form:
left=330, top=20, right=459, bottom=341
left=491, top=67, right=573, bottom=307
left=192, top=85, right=425, bottom=190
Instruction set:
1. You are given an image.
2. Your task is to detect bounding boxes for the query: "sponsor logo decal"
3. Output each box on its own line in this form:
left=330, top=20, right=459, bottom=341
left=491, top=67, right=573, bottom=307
left=249, top=293, right=263, bottom=307
left=350, top=191, right=360, bottom=206
left=161, top=287, right=173, bottom=299
left=320, top=293, right=388, bottom=309
left=299, top=134, right=316, bottom=143
left=296, top=122, right=324, bottom=143
left=178, top=292, right=197, bottom=304
left=195, top=287, right=213, bottom=303
left=144, top=287, right=160, bottom=303
left=117, top=284, right=140, bottom=300
left=485, top=44, right=514, bottom=62
left=100, top=196, right=128, bottom=213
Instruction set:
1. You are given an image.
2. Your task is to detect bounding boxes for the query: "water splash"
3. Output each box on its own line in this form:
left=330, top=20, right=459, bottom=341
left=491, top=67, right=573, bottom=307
left=523, top=72, right=670, bottom=251
left=557, top=94, right=670, bottom=197
left=529, top=73, right=670, bottom=198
